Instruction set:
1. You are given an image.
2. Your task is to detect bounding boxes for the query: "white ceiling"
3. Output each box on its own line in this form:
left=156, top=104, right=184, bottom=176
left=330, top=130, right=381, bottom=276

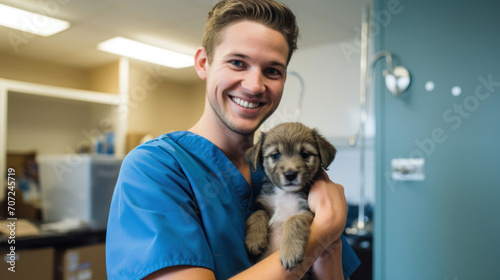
left=0, top=0, right=369, bottom=82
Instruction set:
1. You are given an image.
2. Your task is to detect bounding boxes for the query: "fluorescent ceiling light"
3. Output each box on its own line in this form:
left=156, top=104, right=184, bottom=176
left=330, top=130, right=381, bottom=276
left=97, top=37, right=194, bottom=69
left=0, top=4, right=70, bottom=36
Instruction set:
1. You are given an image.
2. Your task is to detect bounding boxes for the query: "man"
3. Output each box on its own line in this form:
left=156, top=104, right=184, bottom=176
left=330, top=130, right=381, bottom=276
left=106, top=1, right=360, bottom=279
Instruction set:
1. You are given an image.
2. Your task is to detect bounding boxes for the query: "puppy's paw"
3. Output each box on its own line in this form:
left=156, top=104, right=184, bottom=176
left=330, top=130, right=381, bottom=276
left=245, top=209, right=270, bottom=257
left=279, top=212, right=313, bottom=270
left=279, top=243, right=305, bottom=270
left=245, top=231, right=268, bottom=256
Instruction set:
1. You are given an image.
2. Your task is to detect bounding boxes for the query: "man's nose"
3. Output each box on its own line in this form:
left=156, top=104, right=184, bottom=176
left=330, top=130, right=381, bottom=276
left=241, top=69, right=265, bottom=94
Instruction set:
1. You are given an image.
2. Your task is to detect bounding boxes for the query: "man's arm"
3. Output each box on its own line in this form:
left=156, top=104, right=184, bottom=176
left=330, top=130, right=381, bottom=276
left=145, top=229, right=338, bottom=280
left=143, top=266, right=216, bottom=280
left=313, top=238, right=344, bottom=280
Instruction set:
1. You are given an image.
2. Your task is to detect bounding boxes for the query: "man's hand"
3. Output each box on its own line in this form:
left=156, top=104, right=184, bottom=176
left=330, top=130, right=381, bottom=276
left=308, top=171, right=348, bottom=279
left=308, top=171, right=348, bottom=250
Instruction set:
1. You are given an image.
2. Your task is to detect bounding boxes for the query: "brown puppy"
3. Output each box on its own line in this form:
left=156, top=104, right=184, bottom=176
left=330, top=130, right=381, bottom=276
left=245, top=122, right=336, bottom=275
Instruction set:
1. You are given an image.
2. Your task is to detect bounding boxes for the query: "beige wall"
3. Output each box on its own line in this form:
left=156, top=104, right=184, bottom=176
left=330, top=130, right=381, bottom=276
left=88, top=62, right=120, bottom=94
left=127, top=62, right=205, bottom=137
left=0, top=52, right=90, bottom=90
left=0, top=52, right=121, bottom=94
left=1, top=51, right=205, bottom=154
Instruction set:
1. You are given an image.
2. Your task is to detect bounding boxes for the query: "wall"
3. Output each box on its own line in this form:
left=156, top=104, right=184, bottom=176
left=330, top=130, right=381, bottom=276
left=1, top=52, right=116, bottom=155
left=374, top=0, right=500, bottom=279
left=0, top=51, right=121, bottom=93
left=284, top=42, right=362, bottom=139
left=88, top=62, right=120, bottom=94
left=1, top=52, right=205, bottom=155
left=273, top=40, right=376, bottom=205
left=127, top=61, right=205, bottom=137
left=0, top=52, right=90, bottom=90
left=6, top=93, right=108, bottom=155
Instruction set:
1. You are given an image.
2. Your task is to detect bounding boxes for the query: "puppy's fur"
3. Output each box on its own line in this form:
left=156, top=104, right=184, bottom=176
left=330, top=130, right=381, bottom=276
left=245, top=122, right=336, bottom=276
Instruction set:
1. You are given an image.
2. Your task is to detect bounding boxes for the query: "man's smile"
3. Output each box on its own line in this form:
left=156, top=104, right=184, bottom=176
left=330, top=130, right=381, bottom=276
left=230, top=96, right=262, bottom=109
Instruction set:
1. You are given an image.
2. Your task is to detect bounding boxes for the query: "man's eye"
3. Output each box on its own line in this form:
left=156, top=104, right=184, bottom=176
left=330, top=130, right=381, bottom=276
left=230, top=60, right=244, bottom=67
left=265, top=68, right=281, bottom=76
left=271, top=153, right=281, bottom=160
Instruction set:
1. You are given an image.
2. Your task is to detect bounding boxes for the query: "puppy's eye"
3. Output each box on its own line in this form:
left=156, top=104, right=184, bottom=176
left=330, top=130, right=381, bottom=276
left=301, top=152, right=310, bottom=159
left=271, top=153, right=281, bottom=160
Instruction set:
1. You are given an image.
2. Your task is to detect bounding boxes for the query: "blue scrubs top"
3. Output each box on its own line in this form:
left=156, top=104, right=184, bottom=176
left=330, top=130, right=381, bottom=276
left=106, top=131, right=360, bottom=279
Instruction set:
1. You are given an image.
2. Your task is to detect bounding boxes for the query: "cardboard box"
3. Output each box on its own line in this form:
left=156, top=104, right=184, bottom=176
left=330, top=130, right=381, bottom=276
left=56, top=243, right=106, bottom=280
left=0, top=247, right=54, bottom=280
left=3, top=152, right=41, bottom=221
left=6, top=152, right=37, bottom=178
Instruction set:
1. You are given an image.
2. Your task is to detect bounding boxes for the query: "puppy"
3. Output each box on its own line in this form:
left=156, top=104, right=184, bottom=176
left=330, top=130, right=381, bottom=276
left=245, top=122, right=336, bottom=276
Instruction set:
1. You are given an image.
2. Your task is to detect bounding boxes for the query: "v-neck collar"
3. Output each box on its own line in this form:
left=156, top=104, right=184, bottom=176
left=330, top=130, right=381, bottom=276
left=167, top=131, right=265, bottom=213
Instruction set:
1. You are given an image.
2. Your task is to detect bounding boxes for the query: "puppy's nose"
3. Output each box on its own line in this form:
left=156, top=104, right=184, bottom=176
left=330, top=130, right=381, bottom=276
left=284, top=171, right=298, bottom=182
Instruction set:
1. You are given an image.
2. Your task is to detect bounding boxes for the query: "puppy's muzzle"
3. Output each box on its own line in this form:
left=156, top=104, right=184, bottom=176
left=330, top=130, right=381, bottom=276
left=284, top=171, right=298, bottom=182
left=281, top=170, right=302, bottom=191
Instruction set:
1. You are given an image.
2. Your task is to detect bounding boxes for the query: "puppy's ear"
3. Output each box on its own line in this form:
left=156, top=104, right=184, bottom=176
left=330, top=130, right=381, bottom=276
left=313, top=129, right=336, bottom=170
left=246, top=132, right=265, bottom=173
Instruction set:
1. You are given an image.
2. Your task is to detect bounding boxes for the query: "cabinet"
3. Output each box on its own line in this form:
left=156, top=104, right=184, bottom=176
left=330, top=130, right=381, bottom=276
left=0, top=58, right=129, bottom=201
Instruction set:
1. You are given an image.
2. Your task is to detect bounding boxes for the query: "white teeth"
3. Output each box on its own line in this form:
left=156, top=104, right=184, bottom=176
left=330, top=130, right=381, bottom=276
left=232, top=97, right=260, bottom=109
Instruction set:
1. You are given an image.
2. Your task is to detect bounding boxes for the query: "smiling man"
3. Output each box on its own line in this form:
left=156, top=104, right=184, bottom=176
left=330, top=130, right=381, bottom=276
left=193, top=20, right=287, bottom=136
left=106, top=1, right=360, bottom=279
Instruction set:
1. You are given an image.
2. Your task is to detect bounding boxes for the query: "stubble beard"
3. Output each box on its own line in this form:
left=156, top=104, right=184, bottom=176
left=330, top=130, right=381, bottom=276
left=208, top=96, right=272, bottom=136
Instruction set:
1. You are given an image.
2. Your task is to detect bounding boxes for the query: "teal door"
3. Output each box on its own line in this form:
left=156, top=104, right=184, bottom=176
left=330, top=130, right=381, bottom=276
left=374, top=0, right=500, bottom=279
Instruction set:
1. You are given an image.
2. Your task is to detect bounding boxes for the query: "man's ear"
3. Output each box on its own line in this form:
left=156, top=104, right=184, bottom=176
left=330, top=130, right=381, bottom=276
left=195, top=46, right=208, bottom=80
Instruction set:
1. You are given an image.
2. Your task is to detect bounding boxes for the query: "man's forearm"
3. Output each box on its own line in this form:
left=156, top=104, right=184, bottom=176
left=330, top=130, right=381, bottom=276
left=313, top=238, right=344, bottom=280
left=230, top=220, right=340, bottom=280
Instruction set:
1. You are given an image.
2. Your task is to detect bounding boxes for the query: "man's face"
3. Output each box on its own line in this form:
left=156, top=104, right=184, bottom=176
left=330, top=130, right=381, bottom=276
left=199, top=20, right=289, bottom=136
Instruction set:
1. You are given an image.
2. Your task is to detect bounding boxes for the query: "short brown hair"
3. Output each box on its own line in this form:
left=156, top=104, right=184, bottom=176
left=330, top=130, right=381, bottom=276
left=202, top=0, right=299, bottom=64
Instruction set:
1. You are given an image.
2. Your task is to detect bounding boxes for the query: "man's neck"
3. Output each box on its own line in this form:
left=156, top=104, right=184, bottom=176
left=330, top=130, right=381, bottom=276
left=189, top=115, right=254, bottom=169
